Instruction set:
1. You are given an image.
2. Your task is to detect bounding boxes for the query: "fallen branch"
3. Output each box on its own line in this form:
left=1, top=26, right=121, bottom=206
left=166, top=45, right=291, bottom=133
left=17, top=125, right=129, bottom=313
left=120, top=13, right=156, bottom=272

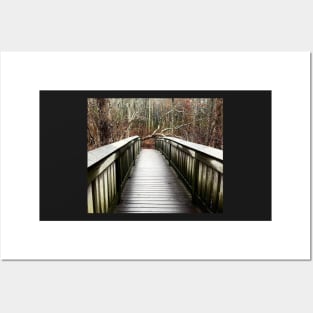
left=142, top=125, right=161, bottom=140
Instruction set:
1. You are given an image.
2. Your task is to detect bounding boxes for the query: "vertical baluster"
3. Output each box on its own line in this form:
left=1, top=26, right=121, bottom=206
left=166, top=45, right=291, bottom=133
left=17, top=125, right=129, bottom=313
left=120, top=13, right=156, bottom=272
left=206, top=167, right=213, bottom=210
left=99, top=171, right=105, bottom=213
left=87, top=183, right=94, bottom=214
left=107, top=167, right=111, bottom=209
left=186, top=156, right=189, bottom=181
left=120, top=152, right=124, bottom=183
left=92, top=177, right=100, bottom=213
left=198, top=162, right=202, bottom=200
left=187, top=154, right=190, bottom=181
left=111, top=163, right=115, bottom=201
left=123, top=150, right=126, bottom=179
left=181, top=151, right=183, bottom=176
left=192, top=155, right=199, bottom=203
left=104, top=169, right=109, bottom=213
left=211, top=171, right=219, bottom=212
left=201, top=163, right=207, bottom=201
left=181, top=150, right=183, bottom=173
left=129, top=146, right=132, bottom=168
left=183, top=152, right=186, bottom=179
left=116, top=156, right=122, bottom=204
left=126, top=147, right=129, bottom=170
left=183, top=151, right=185, bottom=175
left=217, top=175, right=223, bottom=212
left=113, top=162, right=116, bottom=200
left=204, top=165, right=210, bottom=207
left=111, top=163, right=114, bottom=204
left=169, top=143, right=172, bottom=165
left=189, top=156, right=192, bottom=185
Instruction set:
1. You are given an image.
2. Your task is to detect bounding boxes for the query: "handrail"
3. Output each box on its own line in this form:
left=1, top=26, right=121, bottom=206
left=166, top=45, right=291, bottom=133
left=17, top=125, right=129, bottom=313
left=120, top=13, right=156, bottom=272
left=87, top=136, right=141, bottom=213
left=155, top=137, right=223, bottom=213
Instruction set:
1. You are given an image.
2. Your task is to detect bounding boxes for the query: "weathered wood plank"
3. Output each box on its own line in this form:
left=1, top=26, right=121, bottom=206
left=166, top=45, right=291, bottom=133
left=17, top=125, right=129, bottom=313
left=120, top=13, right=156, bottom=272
left=114, top=149, right=201, bottom=214
left=162, top=136, right=223, bottom=161
left=87, top=136, right=139, bottom=167
left=116, top=209, right=195, bottom=213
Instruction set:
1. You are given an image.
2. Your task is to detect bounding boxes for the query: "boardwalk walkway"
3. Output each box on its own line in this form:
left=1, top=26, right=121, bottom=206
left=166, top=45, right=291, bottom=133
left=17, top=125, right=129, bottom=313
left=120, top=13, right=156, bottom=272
left=114, top=149, right=201, bottom=213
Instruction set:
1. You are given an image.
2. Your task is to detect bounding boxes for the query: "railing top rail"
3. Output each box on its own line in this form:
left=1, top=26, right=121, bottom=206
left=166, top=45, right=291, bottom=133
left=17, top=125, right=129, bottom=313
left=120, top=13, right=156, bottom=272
left=158, top=136, right=223, bottom=161
left=88, top=136, right=139, bottom=168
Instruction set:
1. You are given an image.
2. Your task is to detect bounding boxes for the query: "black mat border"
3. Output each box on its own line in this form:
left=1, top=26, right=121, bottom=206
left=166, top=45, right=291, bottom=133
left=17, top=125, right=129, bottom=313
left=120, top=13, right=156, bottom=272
left=40, top=91, right=271, bottom=221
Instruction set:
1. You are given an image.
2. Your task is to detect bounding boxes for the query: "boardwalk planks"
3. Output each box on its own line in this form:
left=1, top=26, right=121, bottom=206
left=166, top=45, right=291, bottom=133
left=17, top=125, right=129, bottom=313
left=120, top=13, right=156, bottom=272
left=114, top=149, right=201, bottom=214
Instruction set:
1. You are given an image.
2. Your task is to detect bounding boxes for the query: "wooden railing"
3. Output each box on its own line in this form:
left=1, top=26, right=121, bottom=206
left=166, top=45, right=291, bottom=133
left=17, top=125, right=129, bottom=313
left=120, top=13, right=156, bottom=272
left=156, top=137, right=223, bottom=213
left=87, top=136, right=141, bottom=213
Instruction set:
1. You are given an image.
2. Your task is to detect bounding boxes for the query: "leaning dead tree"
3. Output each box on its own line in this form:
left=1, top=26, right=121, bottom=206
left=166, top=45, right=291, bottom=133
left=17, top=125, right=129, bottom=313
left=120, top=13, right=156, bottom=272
left=142, top=125, right=181, bottom=140
left=142, top=118, right=209, bottom=141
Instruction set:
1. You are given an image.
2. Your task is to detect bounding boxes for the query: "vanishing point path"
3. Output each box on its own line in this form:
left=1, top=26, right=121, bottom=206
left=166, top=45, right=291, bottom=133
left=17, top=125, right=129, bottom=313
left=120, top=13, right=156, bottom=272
left=114, top=149, right=201, bottom=213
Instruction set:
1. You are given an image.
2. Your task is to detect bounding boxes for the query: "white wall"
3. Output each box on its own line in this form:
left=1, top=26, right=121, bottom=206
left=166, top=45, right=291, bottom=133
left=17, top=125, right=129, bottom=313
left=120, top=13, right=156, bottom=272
left=0, top=1, right=312, bottom=312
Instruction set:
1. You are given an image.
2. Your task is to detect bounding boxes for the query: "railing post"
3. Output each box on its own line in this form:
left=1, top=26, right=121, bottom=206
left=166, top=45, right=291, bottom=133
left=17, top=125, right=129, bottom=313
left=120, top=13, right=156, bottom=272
left=132, top=140, right=135, bottom=165
left=168, top=142, right=171, bottom=165
left=191, top=155, right=199, bottom=203
left=115, top=152, right=122, bottom=204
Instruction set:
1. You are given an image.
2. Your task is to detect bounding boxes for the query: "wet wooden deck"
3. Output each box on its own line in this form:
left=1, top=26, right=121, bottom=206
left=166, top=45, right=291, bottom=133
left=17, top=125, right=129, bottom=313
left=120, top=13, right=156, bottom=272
left=114, top=149, right=201, bottom=213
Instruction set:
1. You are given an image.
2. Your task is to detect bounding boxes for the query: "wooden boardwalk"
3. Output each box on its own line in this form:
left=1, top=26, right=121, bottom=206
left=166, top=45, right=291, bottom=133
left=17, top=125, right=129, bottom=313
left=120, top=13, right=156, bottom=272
left=114, top=149, right=201, bottom=213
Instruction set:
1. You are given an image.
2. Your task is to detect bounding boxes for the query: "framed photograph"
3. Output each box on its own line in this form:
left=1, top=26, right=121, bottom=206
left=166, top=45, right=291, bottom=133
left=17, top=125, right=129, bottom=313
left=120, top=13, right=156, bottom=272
left=39, top=90, right=270, bottom=221
left=0, top=52, right=310, bottom=259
